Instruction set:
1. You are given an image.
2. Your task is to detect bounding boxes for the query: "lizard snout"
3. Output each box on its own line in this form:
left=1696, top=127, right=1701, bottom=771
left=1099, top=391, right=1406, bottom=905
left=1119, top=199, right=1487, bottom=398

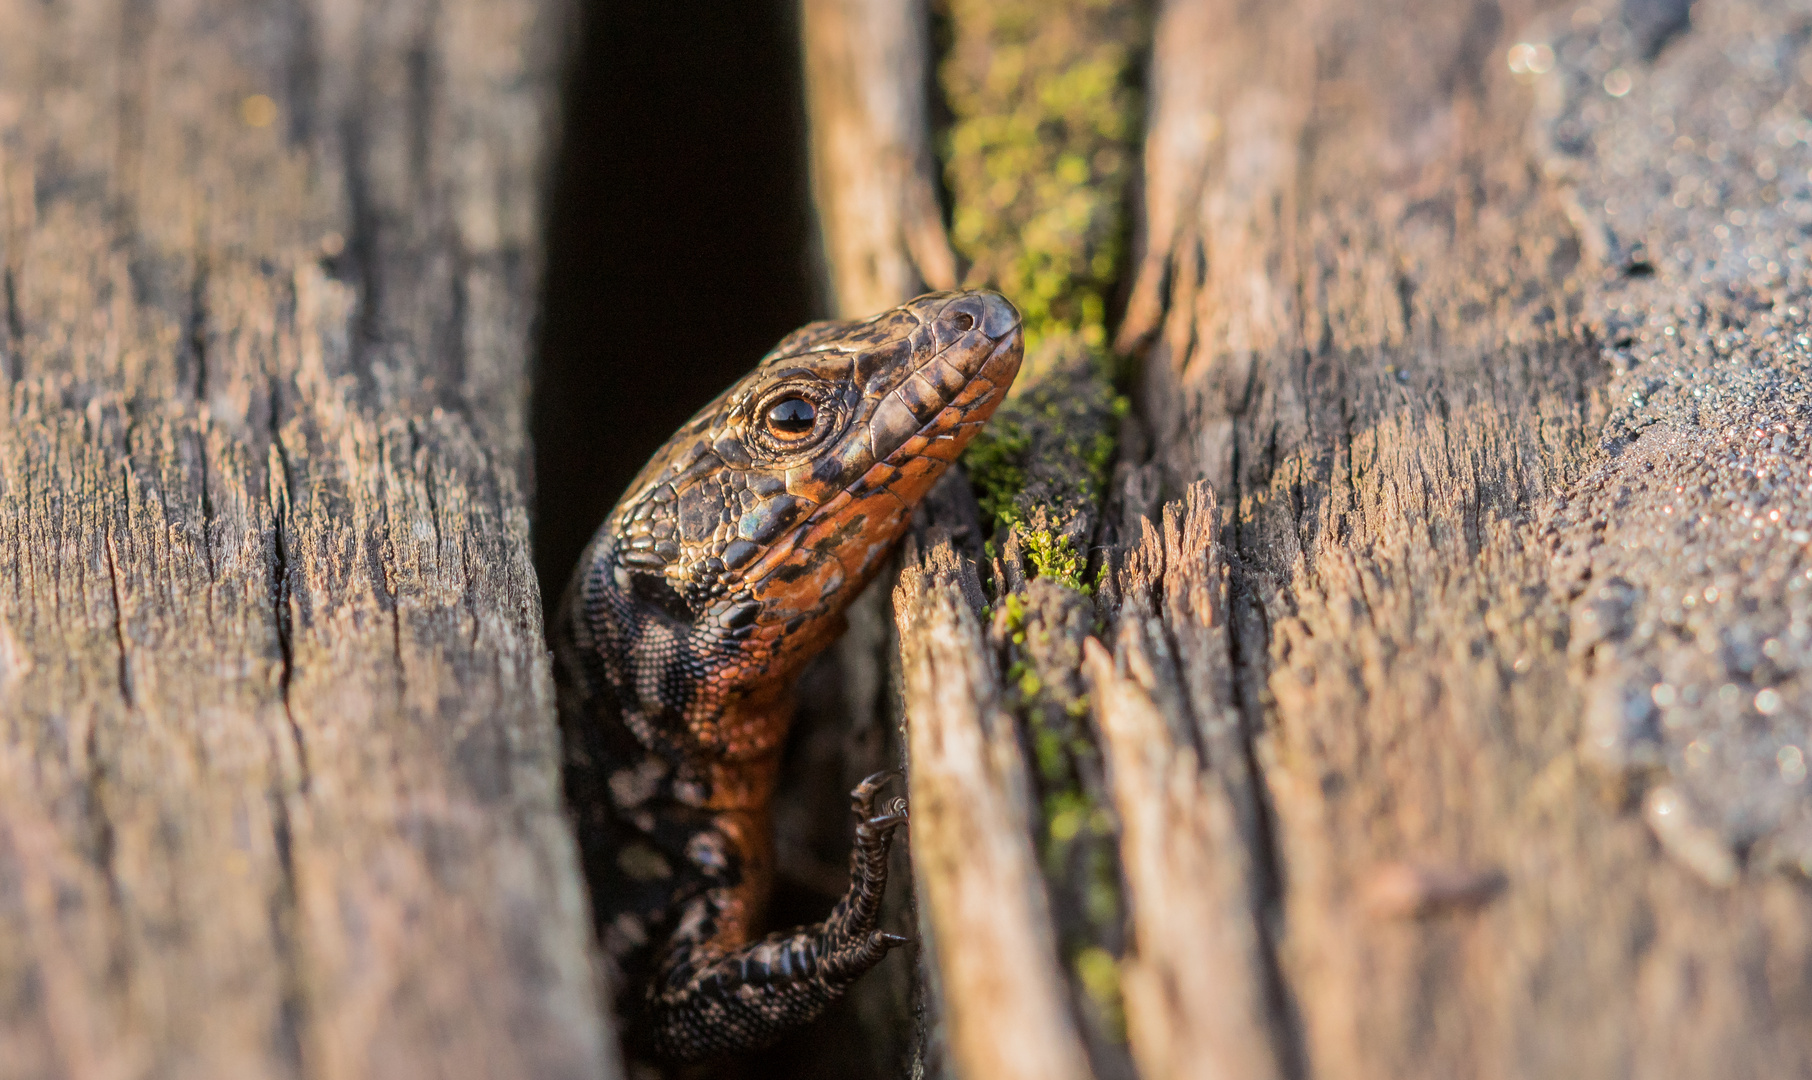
left=941, top=289, right=1020, bottom=342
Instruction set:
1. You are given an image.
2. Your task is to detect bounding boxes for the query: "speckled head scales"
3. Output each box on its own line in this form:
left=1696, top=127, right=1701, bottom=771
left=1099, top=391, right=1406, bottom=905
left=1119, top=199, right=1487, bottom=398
left=607, top=290, right=1021, bottom=650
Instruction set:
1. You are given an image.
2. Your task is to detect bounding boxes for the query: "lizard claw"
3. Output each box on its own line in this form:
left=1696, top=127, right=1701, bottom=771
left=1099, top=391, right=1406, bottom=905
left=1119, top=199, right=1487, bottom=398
left=816, top=775, right=909, bottom=980
left=853, top=773, right=909, bottom=842
left=851, top=769, right=901, bottom=815
left=846, top=930, right=913, bottom=967
left=859, top=809, right=908, bottom=835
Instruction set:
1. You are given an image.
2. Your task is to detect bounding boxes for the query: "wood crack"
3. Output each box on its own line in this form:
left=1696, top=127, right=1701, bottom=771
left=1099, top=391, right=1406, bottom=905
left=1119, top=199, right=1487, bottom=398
left=1222, top=555, right=1309, bottom=1080
left=1215, top=382, right=1309, bottom=1079
left=262, top=352, right=312, bottom=1080
left=187, top=256, right=211, bottom=404
left=103, top=466, right=134, bottom=709
left=1, top=265, right=20, bottom=382
left=194, top=427, right=217, bottom=585
left=266, top=419, right=310, bottom=794
left=264, top=778, right=309, bottom=1077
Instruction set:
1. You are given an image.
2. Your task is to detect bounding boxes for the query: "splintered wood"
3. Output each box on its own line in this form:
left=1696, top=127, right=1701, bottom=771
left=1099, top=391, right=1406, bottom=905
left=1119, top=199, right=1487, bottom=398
left=1083, top=486, right=1284, bottom=1080
left=894, top=542, right=1091, bottom=1080
left=0, top=0, right=613, bottom=1077
left=870, top=0, right=1812, bottom=1078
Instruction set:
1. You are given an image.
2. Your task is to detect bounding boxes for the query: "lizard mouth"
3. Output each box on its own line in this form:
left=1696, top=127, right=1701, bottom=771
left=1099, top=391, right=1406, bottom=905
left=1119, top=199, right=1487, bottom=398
left=863, top=291, right=1024, bottom=469
left=875, top=328, right=1022, bottom=471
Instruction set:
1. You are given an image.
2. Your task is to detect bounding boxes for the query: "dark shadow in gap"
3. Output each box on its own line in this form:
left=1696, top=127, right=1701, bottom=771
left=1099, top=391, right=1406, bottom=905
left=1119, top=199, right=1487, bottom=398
left=532, top=0, right=818, bottom=602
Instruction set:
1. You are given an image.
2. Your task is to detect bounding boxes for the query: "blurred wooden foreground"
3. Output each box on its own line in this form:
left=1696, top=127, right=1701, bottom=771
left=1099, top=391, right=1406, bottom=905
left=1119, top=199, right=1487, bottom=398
left=3, top=0, right=1811, bottom=1078
left=0, top=0, right=611, bottom=1076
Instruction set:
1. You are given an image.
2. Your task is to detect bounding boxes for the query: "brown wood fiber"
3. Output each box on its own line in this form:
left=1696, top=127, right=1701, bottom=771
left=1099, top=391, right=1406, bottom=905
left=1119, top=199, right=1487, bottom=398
left=1119, top=0, right=1812, bottom=1076
left=894, top=538, right=1093, bottom=1080
left=800, top=0, right=957, bottom=319
left=0, top=0, right=614, bottom=1076
left=810, top=0, right=1812, bottom=1078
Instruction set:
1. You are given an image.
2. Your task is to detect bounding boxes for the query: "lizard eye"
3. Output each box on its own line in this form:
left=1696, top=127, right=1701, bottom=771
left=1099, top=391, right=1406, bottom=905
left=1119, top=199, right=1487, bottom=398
left=765, top=397, right=816, bottom=437
left=746, top=386, right=839, bottom=461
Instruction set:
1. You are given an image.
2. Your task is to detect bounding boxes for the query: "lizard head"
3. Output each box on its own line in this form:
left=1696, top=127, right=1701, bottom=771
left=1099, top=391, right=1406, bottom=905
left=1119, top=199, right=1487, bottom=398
left=578, top=290, right=1022, bottom=756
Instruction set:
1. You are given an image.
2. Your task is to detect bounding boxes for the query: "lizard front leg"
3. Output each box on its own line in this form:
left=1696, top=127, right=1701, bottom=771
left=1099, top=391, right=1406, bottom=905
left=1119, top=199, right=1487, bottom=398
left=644, top=773, right=910, bottom=1063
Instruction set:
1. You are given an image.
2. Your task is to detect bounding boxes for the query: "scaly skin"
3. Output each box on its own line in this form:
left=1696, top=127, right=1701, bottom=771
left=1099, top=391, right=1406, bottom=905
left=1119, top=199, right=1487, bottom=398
left=553, top=290, right=1023, bottom=1064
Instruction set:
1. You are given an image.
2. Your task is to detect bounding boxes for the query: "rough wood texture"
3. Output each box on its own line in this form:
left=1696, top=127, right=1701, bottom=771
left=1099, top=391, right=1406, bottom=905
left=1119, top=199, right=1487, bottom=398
left=894, top=539, right=1091, bottom=1080
left=0, top=1, right=615, bottom=1077
left=1085, top=485, right=1286, bottom=1080
left=801, top=0, right=1812, bottom=1077
left=1117, top=0, right=1812, bottom=1076
left=800, top=0, right=956, bottom=318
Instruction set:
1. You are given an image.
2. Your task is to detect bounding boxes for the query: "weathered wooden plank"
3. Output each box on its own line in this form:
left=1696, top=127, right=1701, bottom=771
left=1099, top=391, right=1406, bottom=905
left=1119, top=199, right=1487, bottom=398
left=894, top=538, right=1092, bottom=1080
left=795, top=0, right=1812, bottom=1075
left=800, top=0, right=956, bottom=318
left=1120, top=0, right=1812, bottom=1076
left=1086, top=485, right=1286, bottom=1080
left=0, top=0, right=614, bottom=1076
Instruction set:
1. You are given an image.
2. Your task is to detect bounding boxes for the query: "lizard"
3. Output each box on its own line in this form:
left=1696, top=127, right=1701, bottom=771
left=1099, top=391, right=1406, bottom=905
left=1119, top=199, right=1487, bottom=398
left=551, top=289, right=1024, bottom=1064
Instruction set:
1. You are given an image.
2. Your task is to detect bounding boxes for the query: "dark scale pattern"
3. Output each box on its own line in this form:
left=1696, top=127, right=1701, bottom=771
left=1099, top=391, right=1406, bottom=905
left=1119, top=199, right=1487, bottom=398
left=645, top=774, right=909, bottom=1062
left=552, top=291, right=1024, bottom=1064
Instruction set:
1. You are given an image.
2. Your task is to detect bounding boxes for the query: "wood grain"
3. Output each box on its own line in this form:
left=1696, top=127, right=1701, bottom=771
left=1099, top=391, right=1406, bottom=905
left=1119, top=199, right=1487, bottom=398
left=894, top=539, right=1092, bottom=1080
left=1121, top=0, right=1812, bottom=1076
left=802, top=0, right=1812, bottom=1077
left=800, top=0, right=955, bottom=319
left=1085, top=485, right=1287, bottom=1080
left=0, top=0, right=615, bottom=1076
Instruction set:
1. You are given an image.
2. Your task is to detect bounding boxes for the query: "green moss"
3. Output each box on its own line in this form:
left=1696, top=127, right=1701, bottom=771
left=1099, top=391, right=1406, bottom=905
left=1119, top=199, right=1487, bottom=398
left=1084, top=846, right=1119, bottom=925
left=998, top=586, right=1128, bottom=1047
left=1021, top=526, right=1085, bottom=591
left=1045, top=790, right=1093, bottom=844
left=962, top=364, right=1120, bottom=543
left=941, top=0, right=1141, bottom=536
left=1086, top=425, right=1117, bottom=484
left=938, top=3, right=1143, bottom=1042
left=1073, top=945, right=1126, bottom=1038
left=940, top=0, right=1145, bottom=367
left=964, top=417, right=1032, bottom=528
left=1032, top=724, right=1069, bottom=784
left=943, top=5, right=1134, bottom=536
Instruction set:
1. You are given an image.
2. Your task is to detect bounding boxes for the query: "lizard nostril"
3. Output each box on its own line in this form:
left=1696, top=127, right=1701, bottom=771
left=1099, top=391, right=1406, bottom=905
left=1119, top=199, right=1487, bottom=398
left=951, top=311, right=974, bottom=332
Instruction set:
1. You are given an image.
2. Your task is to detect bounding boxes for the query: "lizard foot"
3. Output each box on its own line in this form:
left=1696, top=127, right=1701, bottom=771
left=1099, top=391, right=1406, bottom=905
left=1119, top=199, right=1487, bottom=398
left=645, top=772, right=911, bottom=1063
